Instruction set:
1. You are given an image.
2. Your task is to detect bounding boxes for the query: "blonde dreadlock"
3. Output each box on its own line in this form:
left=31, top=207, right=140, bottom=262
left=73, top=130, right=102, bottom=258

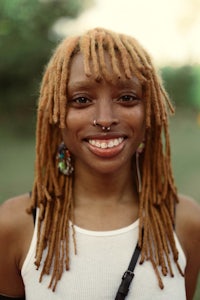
left=29, top=27, right=183, bottom=291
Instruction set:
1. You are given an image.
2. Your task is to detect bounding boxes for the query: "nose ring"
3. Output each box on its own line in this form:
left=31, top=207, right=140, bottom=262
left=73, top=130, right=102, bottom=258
left=93, top=119, right=111, bottom=131
left=102, top=126, right=111, bottom=131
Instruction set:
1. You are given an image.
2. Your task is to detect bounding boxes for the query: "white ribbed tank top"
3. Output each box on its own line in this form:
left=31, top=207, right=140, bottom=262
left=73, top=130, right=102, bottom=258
left=21, top=210, right=186, bottom=299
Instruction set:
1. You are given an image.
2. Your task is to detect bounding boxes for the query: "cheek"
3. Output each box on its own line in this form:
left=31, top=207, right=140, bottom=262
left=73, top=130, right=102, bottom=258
left=65, top=106, right=93, bottom=129
left=65, top=109, right=83, bottom=128
left=61, top=114, right=78, bottom=149
left=125, top=105, right=145, bottom=132
left=61, top=110, right=88, bottom=150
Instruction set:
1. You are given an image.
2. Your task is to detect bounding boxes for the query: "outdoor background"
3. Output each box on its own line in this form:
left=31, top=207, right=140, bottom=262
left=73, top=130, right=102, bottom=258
left=0, top=0, right=199, bottom=299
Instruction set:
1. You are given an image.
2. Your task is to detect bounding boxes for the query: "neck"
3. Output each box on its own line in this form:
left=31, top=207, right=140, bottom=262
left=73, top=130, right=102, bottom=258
left=72, top=165, right=139, bottom=230
left=73, top=165, right=137, bottom=205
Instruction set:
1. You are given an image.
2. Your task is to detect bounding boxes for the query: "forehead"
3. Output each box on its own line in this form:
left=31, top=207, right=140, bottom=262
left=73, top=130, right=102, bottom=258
left=68, top=52, right=141, bottom=88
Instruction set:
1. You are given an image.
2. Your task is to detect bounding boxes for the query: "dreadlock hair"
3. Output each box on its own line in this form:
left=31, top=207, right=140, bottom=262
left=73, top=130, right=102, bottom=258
left=29, top=27, right=184, bottom=291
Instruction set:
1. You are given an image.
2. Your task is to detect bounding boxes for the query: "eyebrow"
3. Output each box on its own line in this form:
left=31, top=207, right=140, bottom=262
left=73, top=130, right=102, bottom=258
left=68, top=80, right=96, bottom=91
left=115, top=79, right=141, bottom=89
left=68, top=77, right=141, bottom=89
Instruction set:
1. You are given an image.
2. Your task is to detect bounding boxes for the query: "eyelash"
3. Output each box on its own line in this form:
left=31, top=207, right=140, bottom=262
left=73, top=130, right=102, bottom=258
left=118, top=94, right=139, bottom=103
left=74, top=97, right=90, bottom=104
left=68, top=96, right=91, bottom=107
left=68, top=94, right=141, bottom=108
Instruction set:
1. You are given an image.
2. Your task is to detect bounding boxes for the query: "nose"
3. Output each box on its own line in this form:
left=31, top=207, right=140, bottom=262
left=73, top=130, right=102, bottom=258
left=94, top=98, right=119, bottom=128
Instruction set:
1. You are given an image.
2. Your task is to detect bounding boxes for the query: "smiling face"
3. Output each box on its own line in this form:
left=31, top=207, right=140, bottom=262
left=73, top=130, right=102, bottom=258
left=61, top=52, right=146, bottom=176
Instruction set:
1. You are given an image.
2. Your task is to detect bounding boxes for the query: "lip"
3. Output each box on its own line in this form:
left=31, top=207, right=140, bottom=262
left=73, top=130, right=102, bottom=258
left=84, top=132, right=127, bottom=140
left=84, top=133, right=127, bottom=158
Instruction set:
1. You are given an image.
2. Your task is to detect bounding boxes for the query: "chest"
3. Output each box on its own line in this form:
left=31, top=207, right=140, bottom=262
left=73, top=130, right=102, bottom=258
left=22, top=222, right=186, bottom=300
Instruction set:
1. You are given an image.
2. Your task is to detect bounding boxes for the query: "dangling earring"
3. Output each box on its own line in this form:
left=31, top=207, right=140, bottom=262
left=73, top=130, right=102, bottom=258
left=57, top=142, right=74, bottom=176
left=136, top=141, right=145, bottom=193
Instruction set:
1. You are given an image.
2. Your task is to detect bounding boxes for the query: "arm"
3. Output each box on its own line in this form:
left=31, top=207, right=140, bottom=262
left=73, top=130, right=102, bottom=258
left=176, top=195, right=200, bottom=300
left=0, top=195, right=33, bottom=298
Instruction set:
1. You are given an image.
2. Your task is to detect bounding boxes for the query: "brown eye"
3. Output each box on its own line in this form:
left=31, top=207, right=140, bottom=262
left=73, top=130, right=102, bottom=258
left=67, top=96, right=92, bottom=108
left=74, top=97, right=90, bottom=104
left=120, top=95, right=137, bottom=102
left=115, top=94, right=141, bottom=106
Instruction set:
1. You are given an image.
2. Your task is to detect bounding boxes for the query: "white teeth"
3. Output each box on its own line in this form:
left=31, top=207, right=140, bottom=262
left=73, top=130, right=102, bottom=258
left=108, top=140, right=114, bottom=148
left=90, top=140, right=96, bottom=146
left=114, top=139, right=119, bottom=146
left=101, top=142, right=107, bottom=149
left=96, top=141, right=101, bottom=147
left=88, top=137, right=124, bottom=149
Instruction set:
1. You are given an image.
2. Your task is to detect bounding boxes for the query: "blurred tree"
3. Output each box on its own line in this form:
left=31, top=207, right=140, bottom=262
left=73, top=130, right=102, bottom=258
left=0, top=0, right=93, bottom=134
left=161, top=65, right=200, bottom=111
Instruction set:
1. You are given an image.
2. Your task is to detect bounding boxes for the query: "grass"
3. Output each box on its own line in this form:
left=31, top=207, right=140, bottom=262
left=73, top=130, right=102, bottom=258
left=0, top=110, right=199, bottom=299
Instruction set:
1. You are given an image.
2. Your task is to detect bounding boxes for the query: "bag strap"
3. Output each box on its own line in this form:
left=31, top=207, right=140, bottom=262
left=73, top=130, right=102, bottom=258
left=115, top=202, right=176, bottom=300
left=115, top=242, right=141, bottom=300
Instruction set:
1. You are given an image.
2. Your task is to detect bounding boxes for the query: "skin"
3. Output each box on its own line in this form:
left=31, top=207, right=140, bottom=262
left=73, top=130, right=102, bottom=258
left=62, top=53, right=145, bottom=231
left=0, top=53, right=200, bottom=299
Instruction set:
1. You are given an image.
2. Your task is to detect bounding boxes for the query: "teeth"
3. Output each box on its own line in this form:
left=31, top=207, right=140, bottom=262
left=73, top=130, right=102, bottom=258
left=108, top=140, right=114, bottom=148
left=101, top=142, right=107, bottom=149
left=88, top=137, right=124, bottom=149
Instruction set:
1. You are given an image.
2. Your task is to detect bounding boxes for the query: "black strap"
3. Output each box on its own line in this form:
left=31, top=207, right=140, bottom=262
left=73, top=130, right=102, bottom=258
left=29, top=191, right=36, bottom=225
left=115, top=243, right=141, bottom=300
left=32, top=207, right=37, bottom=225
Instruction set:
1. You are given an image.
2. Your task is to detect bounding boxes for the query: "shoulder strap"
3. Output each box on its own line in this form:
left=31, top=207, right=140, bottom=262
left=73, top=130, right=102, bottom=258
left=115, top=202, right=176, bottom=300
left=32, top=207, right=37, bottom=225
left=115, top=242, right=141, bottom=300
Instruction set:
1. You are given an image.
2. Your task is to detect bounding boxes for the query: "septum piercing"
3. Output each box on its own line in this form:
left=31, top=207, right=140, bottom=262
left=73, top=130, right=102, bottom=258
left=93, top=119, right=111, bottom=131
left=102, top=126, right=111, bottom=131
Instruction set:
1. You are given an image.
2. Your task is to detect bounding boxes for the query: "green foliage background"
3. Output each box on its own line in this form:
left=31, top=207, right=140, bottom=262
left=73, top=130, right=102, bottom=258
left=0, top=0, right=92, bottom=134
left=161, top=65, right=200, bottom=110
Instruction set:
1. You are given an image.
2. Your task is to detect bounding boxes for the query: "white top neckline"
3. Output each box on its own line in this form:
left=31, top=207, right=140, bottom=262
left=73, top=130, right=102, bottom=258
left=70, top=219, right=139, bottom=236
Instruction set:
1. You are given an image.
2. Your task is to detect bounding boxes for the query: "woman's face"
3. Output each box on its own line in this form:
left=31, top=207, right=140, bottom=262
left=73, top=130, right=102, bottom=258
left=61, top=52, right=146, bottom=176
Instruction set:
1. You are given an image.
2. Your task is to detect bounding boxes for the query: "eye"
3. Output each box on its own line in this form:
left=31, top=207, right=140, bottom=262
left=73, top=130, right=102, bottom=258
left=68, top=96, right=92, bottom=107
left=74, top=96, right=90, bottom=104
left=116, top=94, right=141, bottom=105
left=121, top=95, right=136, bottom=102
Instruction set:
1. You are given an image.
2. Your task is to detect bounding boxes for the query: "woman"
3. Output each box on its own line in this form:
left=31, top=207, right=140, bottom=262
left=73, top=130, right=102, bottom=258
left=0, top=27, right=199, bottom=300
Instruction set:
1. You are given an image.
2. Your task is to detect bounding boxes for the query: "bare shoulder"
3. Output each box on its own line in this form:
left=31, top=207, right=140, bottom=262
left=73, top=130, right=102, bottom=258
left=176, top=194, right=200, bottom=238
left=0, top=193, right=31, bottom=216
left=0, top=193, right=32, bottom=238
left=0, top=194, right=34, bottom=297
left=0, top=193, right=34, bottom=261
left=176, top=194, right=200, bottom=300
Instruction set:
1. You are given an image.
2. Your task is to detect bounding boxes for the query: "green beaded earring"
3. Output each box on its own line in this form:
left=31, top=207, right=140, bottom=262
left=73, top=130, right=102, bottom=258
left=57, top=142, right=74, bottom=176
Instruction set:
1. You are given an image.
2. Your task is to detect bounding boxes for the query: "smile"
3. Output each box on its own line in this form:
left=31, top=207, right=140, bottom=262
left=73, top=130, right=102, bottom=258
left=88, top=137, right=124, bottom=149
